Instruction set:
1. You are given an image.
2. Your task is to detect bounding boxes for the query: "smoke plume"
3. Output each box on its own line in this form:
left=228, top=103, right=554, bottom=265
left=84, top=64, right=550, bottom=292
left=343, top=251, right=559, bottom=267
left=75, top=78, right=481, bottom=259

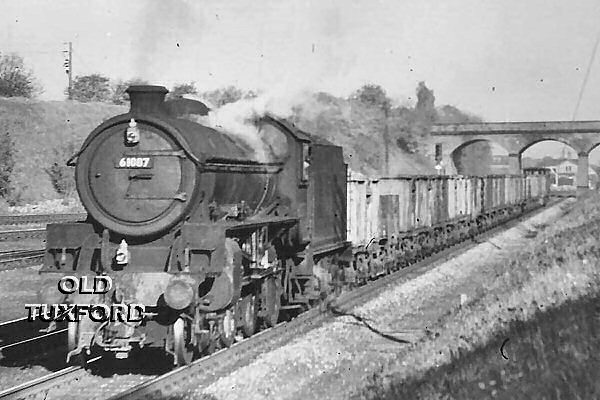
left=193, top=88, right=313, bottom=162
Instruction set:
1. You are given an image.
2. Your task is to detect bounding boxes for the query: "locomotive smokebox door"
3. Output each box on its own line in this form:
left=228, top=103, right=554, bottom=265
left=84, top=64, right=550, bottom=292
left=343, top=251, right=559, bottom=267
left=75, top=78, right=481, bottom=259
left=75, top=86, right=201, bottom=237
left=78, top=121, right=198, bottom=237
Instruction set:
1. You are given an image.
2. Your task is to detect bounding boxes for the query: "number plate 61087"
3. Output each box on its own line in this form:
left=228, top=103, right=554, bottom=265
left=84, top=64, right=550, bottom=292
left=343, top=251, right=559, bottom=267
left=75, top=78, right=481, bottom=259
left=115, top=156, right=153, bottom=169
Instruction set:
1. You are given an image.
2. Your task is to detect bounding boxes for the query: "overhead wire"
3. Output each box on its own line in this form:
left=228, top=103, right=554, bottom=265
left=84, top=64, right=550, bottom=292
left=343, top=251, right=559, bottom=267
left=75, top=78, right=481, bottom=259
left=572, top=25, right=600, bottom=120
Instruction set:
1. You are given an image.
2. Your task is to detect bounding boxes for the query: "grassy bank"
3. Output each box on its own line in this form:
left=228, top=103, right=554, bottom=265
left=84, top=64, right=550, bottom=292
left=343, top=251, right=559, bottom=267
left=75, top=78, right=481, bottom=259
left=385, top=294, right=600, bottom=399
left=0, top=98, right=125, bottom=207
left=357, top=194, right=600, bottom=399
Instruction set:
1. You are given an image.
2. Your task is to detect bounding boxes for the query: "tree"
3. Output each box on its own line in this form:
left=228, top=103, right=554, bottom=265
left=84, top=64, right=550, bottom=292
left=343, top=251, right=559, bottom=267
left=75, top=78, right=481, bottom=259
left=0, top=53, right=39, bottom=98
left=111, top=78, right=149, bottom=105
left=437, top=105, right=482, bottom=123
left=350, top=84, right=391, bottom=110
left=390, top=82, right=437, bottom=155
left=45, top=141, right=78, bottom=196
left=198, top=86, right=246, bottom=107
left=415, top=81, right=436, bottom=124
left=243, top=90, right=258, bottom=100
left=0, top=132, right=14, bottom=199
left=69, top=74, right=111, bottom=102
left=389, top=106, right=421, bottom=153
left=169, top=82, right=198, bottom=99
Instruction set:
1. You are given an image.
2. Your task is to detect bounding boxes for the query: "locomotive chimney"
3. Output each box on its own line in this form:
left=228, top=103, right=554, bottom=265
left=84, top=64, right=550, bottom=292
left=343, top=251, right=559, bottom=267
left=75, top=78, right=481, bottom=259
left=126, top=85, right=169, bottom=115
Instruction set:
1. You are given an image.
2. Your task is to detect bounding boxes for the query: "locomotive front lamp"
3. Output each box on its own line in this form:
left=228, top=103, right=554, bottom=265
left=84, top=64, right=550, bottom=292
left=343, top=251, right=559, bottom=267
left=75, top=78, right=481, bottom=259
left=125, top=118, right=140, bottom=145
left=115, top=239, right=130, bottom=265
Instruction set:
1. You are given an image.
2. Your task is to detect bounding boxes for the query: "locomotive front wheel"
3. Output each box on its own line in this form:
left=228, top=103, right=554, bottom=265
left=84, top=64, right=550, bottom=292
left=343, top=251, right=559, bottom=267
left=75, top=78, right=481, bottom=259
left=220, top=309, right=236, bottom=348
left=241, top=295, right=257, bottom=337
left=67, top=321, right=87, bottom=368
left=67, top=321, right=78, bottom=352
left=173, top=317, right=195, bottom=366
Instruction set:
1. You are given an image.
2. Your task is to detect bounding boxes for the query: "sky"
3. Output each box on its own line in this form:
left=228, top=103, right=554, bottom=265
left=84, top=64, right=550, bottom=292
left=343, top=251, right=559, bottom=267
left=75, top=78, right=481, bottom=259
left=2, top=0, right=600, bottom=158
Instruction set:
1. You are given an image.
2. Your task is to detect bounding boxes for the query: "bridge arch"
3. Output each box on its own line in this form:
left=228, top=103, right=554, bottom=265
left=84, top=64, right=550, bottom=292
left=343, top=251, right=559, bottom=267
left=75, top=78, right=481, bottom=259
left=450, top=139, right=508, bottom=175
left=585, top=141, right=600, bottom=155
left=518, top=138, right=582, bottom=156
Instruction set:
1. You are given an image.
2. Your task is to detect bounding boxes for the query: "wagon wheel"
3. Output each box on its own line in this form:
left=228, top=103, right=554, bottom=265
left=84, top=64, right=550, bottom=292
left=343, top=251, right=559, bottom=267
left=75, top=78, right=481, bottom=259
left=220, top=308, right=237, bottom=348
left=241, top=295, right=257, bottom=337
left=67, top=321, right=87, bottom=368
left=261, top=278, right=281, bottom=328
left=173, top=317, right=196, bottom=366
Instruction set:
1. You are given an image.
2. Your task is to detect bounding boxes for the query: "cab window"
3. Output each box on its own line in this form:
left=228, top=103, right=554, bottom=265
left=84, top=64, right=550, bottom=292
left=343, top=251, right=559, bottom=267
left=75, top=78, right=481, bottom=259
left=302, top=143, right=311, bottom=183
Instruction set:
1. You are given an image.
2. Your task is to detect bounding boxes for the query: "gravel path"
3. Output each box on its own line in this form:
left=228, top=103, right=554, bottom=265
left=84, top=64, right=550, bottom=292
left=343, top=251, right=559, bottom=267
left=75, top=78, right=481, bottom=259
left=191, top=203, right=569, bottom=400
left=0, top=265, right=57, bottom=391
left=0, top=264, right=46, bottom=321
left=0, top=239, right=44, bottom=252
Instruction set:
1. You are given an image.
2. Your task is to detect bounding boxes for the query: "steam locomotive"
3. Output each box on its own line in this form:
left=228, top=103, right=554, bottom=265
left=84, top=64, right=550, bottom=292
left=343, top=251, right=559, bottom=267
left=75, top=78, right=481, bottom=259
left=38, top=85, right=550, bottom=366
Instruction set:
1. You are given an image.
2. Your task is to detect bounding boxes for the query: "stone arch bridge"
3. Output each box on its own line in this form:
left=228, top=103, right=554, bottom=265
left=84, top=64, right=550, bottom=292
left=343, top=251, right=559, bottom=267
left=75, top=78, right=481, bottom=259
left=431, top=121, right=600, bottom=192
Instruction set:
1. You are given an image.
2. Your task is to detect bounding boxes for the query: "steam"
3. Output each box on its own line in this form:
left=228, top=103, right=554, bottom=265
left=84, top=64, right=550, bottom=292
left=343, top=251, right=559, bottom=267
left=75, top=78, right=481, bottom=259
left=193, top=88, right=313, bottom=162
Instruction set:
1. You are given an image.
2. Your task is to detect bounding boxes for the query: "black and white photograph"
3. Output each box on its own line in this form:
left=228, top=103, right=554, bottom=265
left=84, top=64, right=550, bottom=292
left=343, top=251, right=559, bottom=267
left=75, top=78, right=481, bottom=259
left=0, top=1, right=599, bottom=399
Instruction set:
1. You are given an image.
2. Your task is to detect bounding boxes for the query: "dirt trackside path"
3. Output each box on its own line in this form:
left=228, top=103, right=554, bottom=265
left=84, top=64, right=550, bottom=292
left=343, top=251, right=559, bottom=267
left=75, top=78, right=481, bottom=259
left=189, top=200, right=578, bottom=400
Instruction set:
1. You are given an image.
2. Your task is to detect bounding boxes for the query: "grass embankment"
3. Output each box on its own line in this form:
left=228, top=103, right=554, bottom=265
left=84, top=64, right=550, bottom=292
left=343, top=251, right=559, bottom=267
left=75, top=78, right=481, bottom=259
left=393, top=295, right=600, bottom=399
left=0, top=98, right=126, bottom=208
left=358, top=194, right=600, bottom=399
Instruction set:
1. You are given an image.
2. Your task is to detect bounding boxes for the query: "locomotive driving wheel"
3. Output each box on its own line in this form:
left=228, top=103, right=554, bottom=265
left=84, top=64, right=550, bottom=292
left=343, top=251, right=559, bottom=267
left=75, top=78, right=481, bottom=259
left=219, top=308, right=236, bottom=348
left=261, top=276, right=281, bottom=327
left=241, top=295, right=257, bottom=337
left=173, top=317, right=196, bottom=366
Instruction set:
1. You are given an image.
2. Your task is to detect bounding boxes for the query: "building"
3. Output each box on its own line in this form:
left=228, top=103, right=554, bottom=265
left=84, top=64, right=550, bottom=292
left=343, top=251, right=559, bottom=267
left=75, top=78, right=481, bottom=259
left=540, top=159, right=598, bottom=189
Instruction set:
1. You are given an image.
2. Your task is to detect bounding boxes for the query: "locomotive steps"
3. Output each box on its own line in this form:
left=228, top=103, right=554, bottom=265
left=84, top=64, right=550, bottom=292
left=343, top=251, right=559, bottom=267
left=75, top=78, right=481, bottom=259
left=0, top=213, right=86, bottom=270
left=0, top=199, right=561, bottom=400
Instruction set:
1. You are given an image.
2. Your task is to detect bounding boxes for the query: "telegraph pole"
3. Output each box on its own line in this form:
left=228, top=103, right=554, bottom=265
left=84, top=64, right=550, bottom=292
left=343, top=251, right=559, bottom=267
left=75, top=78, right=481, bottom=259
left=63, top=42, right=73, bottom=99
left=383, top=103, right=390, bottom=176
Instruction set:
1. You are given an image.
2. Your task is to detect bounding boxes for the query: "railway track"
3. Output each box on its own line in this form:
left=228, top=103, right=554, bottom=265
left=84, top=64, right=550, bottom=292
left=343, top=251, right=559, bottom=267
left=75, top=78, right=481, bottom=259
left=0, top=201, right=563, bottom=400
left=0, top=249, right=45, bottom=271
left=0, top=359, right=100, bottom=400
left=0, top=317, right=66, bottom=353
left=0, top=213, right=86, bottom=242
left=0, top=213, right=86, bottom=226
left=0, top=327, right=68, bottom=366
left=0, top=228, right=46, bottom=242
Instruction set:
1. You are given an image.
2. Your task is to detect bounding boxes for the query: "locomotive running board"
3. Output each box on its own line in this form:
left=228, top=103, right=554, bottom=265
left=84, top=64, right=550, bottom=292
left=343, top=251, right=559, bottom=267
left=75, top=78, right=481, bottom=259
left=299, top=241, right=352, bottom=258
left=225, top=217, right=298, bottom=232
left=203, top=159, right=284, bottom=174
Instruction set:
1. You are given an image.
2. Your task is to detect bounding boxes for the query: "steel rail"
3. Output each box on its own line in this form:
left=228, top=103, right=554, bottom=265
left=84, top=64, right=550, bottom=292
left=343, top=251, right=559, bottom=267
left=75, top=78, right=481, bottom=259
left=0, top=318, right=65, bottom=348
left=0, top=228, right=46, bottom=242
left=0, top=213, right=87, bottom=226
left=0, top=249, right=45, bottom=271
left=0, top=329, right=68, bottom=366
left=0, top=357, right=101, bottom=400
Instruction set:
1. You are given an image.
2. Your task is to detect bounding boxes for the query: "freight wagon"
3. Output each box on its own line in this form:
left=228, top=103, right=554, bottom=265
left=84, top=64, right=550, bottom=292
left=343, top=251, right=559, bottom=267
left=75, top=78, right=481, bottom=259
left=347, top=172, right=549, bottom=281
